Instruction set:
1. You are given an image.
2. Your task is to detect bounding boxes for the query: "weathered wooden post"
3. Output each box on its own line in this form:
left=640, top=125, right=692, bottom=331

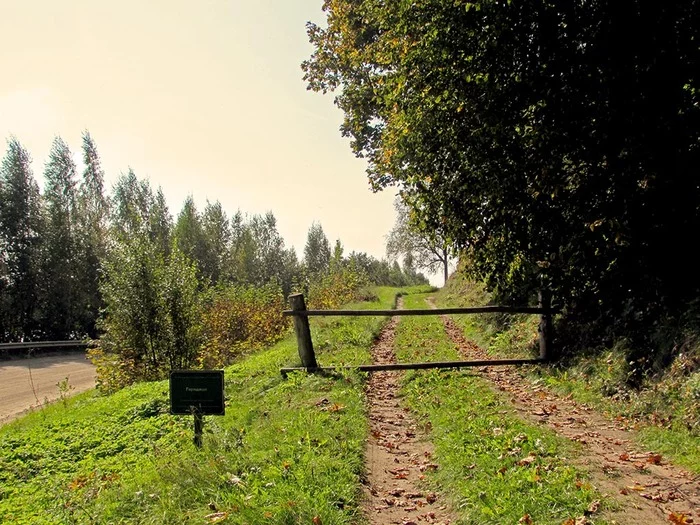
left=538, top=290, right=553, bottom=361
left=193, top=411, right=203, bottom=448
left=289, top=293, right=317, bottom=369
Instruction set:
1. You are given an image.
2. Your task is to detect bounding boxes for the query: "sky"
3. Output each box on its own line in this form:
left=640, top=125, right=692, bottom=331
left=0, top=0, right=412, bottom=277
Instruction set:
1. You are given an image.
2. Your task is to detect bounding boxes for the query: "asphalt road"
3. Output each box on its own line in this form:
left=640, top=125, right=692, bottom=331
left=0, top=353, right=96, bottom=424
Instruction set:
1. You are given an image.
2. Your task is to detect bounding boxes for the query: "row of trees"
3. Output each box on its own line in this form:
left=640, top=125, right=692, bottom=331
left=0, top=133, right=427, bottom=346
left=304, top=1, right=699, bottom=357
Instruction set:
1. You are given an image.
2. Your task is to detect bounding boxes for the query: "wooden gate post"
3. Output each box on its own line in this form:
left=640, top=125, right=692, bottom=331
left=538, top=290, right=553, bottom=361
left=289, top=293, right=317, bottom=369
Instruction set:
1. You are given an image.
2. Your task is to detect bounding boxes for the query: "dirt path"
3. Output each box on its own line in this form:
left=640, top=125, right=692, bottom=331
left=362, top=299, right=455, bottom=525
left=431, top=299, right=699, bottom=525
left=0, top=353, right=96, bottom=424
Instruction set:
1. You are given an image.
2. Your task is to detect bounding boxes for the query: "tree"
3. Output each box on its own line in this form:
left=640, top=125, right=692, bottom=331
left=303, top=222, right=331, bottom=276
left=304, top=1, right=700, bottom=328
left=41, top=137, right=80, bottom=339
left=201, top=200, right=230, bottom=284
left=148, top=187, right=172, bottom=258
left=386, top=197, right=452, bottom=285
left=98, top=236, right=167, bottom=381
left=0, top=138, right=44, bottom=341
left=76, top=131, right=110, bottom=336
left=111, top=169, right=153, bottom=238
left=173, top=196, right=208, bottom=279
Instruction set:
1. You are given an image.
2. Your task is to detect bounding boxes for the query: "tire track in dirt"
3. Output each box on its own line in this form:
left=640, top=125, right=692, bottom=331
left=430, top=297, right=699, bottom=525
left=362, top=298, right=455, bottom=525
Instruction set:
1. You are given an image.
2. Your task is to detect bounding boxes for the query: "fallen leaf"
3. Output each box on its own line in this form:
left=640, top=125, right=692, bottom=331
left=619, top=453, right=630, bottom=461
left=585, top=500, right=600, bottom=515
left=668, top=512, right=691, bottom=524
left=312, top=516, right=323, bottom=525
left=518, top=454, right=537, bottom=467
left=328, top=403, right=345, bottom=413
left=519, top=514, right=534, bottom=524
left=204, top=512, right=228, bottom=523
left=647, top=453, right=663, bottom=465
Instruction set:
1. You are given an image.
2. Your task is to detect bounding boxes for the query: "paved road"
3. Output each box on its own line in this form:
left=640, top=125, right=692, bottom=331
left=0, top=353, right=96, bottom=424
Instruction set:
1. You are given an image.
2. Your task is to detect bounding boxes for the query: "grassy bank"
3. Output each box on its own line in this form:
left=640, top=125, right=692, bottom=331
left=0, top=286, right=423, bottom=524
left=395, top=293, right=605, bottom=524
left=436, top=275, right=700, bottom=474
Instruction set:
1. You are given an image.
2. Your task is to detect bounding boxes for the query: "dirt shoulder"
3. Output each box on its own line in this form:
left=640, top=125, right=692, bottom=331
left=0, top=352, right=96, bottom=424
left=435, top=305, right=699, bottom=525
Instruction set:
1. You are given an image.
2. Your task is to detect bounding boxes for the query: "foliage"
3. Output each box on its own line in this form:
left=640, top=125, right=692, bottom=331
left=198, top=283, right=289, bottom=368
left=307, top=265, right=368, bottom=310
left=40, top=137, right=81, bottom=339
left=304, top=0, right=700, bottom=346
left=94, top=239, right=201, bottom=391
left=174, top=196, right=209, bottom=281
left=303, top=221, right=331, bottom=276
left=76, top=131, right=110, bottom=337
left=386, top=196, right=452, bottom=284
left=0, top=138, right=44, bottom=341
left=346, top=250, right=429, bottom=288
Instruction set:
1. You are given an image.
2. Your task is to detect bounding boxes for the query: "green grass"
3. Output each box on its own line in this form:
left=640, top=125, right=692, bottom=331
left=0, top=286, right=411, bottom=525
left=434, top=278, right=700, bottom=475
left=394, top=293, right=608, bottom=525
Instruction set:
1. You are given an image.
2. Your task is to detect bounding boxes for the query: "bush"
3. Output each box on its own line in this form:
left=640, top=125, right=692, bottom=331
left=307, top=267, right=369, bottom=310
left=197, top=283, right=289, bottom=368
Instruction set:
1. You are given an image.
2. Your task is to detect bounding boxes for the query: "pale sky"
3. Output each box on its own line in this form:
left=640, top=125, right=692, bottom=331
left=0, top=0, right=404, bottom=270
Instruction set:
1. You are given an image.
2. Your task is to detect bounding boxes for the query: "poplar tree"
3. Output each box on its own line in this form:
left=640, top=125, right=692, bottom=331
left=0, top=138, right=44, bottom=340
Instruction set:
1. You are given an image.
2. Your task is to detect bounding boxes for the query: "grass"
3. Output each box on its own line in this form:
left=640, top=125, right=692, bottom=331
left=435, top=276, right=700, bottom=475
left=0, top=286, right=420, bottom=525
left=394, top=293, right=607, bottom=524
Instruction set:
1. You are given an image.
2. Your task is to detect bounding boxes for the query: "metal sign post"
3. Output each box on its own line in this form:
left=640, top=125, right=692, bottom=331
left=169, top=370, right=225, bottom=448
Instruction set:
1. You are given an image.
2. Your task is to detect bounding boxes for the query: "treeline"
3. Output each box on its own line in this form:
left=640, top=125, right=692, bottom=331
left=0, top=133, right=426, bottom=386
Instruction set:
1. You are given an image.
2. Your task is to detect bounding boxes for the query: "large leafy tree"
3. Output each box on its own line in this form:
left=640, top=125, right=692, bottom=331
left=0, top=139, right=44, bottom=340
left=386, top=197, right=452, bottom=285
left=304, top=1, right=700, bottom=329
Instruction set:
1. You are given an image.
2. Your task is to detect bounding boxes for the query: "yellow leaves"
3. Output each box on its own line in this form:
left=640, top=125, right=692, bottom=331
left=198, top=285, right=288, bottom=368
left=328, top=403, right=345, bottom=413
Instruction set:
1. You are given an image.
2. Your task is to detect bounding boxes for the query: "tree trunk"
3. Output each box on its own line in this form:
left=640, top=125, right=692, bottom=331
left=442, top=248, right=449, bottom=285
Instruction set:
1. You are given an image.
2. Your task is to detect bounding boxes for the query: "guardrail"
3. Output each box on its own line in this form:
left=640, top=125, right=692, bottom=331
left=0, top=340, right=90, bottom=351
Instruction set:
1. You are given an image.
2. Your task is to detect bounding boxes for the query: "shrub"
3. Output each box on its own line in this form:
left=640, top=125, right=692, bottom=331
left=197, top=283, right=289, bottom=368
left=307, top=267, right=369, bottom=310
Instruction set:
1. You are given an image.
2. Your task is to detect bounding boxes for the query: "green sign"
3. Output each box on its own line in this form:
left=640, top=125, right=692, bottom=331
left=169, top=370, right=225, bottom=416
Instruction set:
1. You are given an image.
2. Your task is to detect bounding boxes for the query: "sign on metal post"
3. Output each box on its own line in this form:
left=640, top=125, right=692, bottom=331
left=169, top=370, right=225, bottom=447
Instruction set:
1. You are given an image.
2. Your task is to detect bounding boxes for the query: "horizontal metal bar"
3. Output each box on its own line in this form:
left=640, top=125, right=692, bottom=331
left=280, top=358, right=543, bottom=376
left=283, top=306, right=552, bottom=317
left=0, top=340, right=90, bottom=350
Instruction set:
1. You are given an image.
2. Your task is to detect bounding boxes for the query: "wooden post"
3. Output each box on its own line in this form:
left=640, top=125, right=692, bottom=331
left=289, top=293, right=317, bottom=369
left=538, top=290, right=553, bottom=361
left=193, top=411, right=203, bottom=448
